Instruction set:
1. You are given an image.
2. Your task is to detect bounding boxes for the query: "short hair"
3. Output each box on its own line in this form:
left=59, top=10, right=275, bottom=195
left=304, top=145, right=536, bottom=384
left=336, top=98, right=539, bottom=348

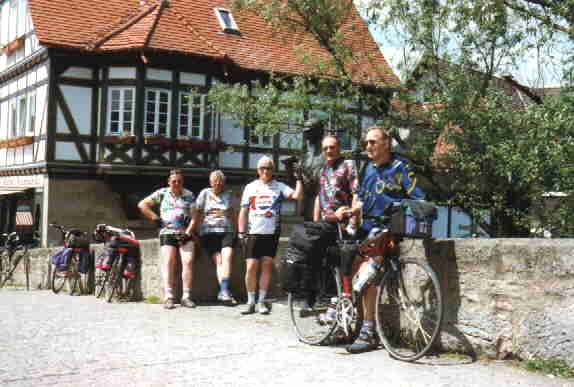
left=169, top=168, right=183, bottom=176
left=366, top=125, right=392, bottom=140
left=257, top=156, right=274, bottom=169
left=321, top=135, right=340, bottom=148
left=210, top=170, right=226, bottom=183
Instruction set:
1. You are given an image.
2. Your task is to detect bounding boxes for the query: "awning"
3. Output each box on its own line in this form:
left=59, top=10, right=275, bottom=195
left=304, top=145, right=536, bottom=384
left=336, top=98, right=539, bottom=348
left=0, top=187, right=34, bottom=197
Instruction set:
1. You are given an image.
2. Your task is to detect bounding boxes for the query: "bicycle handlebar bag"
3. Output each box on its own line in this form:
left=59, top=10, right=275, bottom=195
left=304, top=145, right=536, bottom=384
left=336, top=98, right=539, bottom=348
left=390, top=200, right=437, bottom=239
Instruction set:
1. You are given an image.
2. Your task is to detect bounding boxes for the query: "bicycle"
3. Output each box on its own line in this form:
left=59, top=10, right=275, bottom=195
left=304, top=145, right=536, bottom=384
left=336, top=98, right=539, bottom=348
left=0, top=232, right=31, bottom=290
left=49, top=223, right=91, bottom=296
left=93, top=224, right=140, bottom=303
left=287, top=210, right=443, bottom=362
left=287, top=224, right=363, bottom=346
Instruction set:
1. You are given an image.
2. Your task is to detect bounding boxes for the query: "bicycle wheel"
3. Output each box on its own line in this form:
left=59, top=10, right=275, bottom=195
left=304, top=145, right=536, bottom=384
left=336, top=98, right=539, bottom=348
left=288, top=265, right=341, bottom=345
left=95, top=269, right=110, bottom=299
left=375, top=257, right=443, bottom=362
left=0, top=250, right=10, bottom=288
left=68, top=253, right=84, bottom=296
left=51, top=264, right=68, bottom=294
left=106, top=259, right=122, bottom=303
left=24, top=254, right=30, bottom=291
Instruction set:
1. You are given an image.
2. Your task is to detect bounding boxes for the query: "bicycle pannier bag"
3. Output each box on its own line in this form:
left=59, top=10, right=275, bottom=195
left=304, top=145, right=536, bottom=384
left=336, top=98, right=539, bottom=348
left=390, top=200, right=437, bottom=239
left=65, top=229, right=90, bottom=249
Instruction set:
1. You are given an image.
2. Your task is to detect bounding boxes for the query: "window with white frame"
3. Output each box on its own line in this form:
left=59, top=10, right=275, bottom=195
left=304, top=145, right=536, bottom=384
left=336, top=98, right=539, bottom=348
left=18, top=95, right=26, bottom=136
left=108, top=87, right=135, bottom=135
left=144, top=89, right=170, bottom=136
left=27, top=92, right=35, bottom=135
left=10, top=100, right=17, bottom=137
left=250, top=131, right=272, bottom=147
left=214, top=8, right=239, bottom=33
left=178, top=92, right=206, bottom=138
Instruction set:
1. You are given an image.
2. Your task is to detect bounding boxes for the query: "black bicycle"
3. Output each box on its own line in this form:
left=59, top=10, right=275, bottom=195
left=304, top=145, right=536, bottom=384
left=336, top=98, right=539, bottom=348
left=0, top=232, right=31, bottom=290
left=93, top=224, right=140, bottom=303
left=287, top=225, right=363, bottom=346
left=49, top=224, right=91, bottom=296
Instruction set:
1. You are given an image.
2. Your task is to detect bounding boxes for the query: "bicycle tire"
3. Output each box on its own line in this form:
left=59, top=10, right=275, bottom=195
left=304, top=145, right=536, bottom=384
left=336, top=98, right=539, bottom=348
left=95, top=269, right=110, bottom=299
left=68, top=252, right=84, bottom=296
left=0, top=250, right=10, bottom=288
left=106, top=258, right=122, bottom=303
left=51, top=266, right=68, bottom=294
left=375, top=257, right=443, bottom=362
left=24, top=254, right=30, bottom=291
left=288, top=265, right=342, bottom=345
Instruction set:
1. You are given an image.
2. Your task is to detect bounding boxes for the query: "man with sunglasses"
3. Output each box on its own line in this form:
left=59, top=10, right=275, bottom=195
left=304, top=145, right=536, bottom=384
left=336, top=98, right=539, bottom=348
left=238, top=156, right=303, bottom=315
left=346, top=125, right=426, bottom=353
left=138, top=169, right=198, bottom=310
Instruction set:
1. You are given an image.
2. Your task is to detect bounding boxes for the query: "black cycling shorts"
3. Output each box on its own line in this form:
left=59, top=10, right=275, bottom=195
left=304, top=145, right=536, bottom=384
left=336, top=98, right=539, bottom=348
left=242, top=234, right=279, bottom=260
left=200, top=232, right=237, bottom=255
left=160, top=234, right=192, bottom=248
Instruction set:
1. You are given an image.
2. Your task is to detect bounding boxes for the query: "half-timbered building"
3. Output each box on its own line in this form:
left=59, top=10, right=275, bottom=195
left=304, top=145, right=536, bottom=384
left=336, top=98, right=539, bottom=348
left=0, top=0, right=400, bottom=246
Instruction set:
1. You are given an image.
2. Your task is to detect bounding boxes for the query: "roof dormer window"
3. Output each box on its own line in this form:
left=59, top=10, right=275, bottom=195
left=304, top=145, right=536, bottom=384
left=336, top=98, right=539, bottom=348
left=215, top=8, right=239, bottom=34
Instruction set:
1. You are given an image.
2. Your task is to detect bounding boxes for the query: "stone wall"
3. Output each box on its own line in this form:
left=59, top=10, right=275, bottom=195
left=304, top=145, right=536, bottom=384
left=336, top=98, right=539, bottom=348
left=6, top=238, right=574, bottom=367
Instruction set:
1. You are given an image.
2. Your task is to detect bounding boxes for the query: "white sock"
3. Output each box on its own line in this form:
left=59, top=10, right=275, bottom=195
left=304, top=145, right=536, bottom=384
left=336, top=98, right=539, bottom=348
left=258, top=290, right=267, bottom=304
left=165, top=288, right=173, bottom=301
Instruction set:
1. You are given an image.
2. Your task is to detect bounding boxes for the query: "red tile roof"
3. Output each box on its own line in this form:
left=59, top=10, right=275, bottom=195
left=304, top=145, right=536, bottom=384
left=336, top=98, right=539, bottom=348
left=28, top=0, right=400, bottom=87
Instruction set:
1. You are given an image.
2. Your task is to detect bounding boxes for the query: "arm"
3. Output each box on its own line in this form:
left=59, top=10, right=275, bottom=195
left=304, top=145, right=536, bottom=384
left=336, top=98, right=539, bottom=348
left=238, top=207, right=248, bottom=234
left=138, top=197, right=161, bottom=223
left=185, top=206, right=199, bottom=236
left=313, top=195, right=321, bottom=222
left=286, top=179, right=303, bottom=201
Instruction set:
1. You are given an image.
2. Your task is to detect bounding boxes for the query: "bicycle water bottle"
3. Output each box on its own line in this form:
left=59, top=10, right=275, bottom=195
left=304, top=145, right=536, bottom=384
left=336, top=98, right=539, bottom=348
left=353, top=258, right=381, bottom=293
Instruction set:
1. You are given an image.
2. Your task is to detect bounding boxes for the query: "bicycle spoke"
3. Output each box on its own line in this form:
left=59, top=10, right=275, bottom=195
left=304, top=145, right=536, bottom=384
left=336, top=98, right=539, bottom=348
left=375, top=257, right=443, bottom=362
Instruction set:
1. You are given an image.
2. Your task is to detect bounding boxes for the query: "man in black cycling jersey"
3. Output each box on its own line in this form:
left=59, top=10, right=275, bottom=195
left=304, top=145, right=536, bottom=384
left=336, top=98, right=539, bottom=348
left=346, top=125, right=426, bottom=353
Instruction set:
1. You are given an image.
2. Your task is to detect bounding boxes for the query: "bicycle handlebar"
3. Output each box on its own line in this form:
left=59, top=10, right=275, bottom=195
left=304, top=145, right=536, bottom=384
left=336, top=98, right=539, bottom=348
left=94, top=224, right=139, bottom=245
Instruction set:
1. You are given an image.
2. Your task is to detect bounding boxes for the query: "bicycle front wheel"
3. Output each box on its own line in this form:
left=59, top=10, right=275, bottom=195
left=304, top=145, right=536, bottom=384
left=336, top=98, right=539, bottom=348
left=288, top=266, right=341, bottom=345
left=95, top=269, right=110, bottom=299
left=106, top=259, right=123, bottom=303
left=375, top=257, right=443, bottom=362
left=0, top=250, right=11, bottom=288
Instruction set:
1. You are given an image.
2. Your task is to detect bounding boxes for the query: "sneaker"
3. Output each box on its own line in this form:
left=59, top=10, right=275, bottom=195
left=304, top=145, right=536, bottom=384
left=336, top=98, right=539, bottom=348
left=181, top=298, right=196, bottom=308
left=240, top=303, right=256, bottom=315
left=218, top=291, right=238, bottom=305
left=164, top=298, right=176, bottom=310
left=346, top=330, right=378, bottom=354
left=258, top=302, right=270, bottom=315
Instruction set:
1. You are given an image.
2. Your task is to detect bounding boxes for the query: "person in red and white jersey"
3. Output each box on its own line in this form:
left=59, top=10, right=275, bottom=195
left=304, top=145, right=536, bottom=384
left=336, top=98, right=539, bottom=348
left=238, top=156, right=303, bottom=315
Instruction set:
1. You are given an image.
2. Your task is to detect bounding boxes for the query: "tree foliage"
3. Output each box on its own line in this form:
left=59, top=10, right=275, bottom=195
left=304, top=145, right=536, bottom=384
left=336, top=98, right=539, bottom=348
left=208, top=0, right=574, bottom=237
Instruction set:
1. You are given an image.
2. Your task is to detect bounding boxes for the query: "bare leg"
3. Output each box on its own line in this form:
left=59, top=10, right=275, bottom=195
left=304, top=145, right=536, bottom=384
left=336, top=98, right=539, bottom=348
left=160, top=245, right=178, bottom=300
left=245, top=258, right=259, bottom=293
left=180, top=240, right=195, bottom=294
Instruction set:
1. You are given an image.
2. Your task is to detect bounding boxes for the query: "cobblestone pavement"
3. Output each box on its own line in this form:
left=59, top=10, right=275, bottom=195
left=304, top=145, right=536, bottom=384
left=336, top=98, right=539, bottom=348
left=1, top=289, right=573, bottom=387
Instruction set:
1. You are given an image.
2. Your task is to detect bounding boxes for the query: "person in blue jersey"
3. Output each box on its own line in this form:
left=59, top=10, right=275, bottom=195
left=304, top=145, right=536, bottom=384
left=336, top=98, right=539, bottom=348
left=138, top=169, right=198, bottom=310
left=347, top=125, right=426, bottom=353
left=238, top=156, right=303, bottom=315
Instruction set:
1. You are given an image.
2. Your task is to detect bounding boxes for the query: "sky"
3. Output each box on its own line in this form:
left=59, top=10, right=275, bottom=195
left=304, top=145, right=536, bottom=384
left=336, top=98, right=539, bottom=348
left=355, top=0, right=570, bottom=88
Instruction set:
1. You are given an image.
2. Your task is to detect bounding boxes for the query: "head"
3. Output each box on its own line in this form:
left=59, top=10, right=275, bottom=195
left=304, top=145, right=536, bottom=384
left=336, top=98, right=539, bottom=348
left=257, top=156, right=274, bottom=183
left=364, top=125, right=392, bottom=166
left=209, top=170, right=225, bottom=193
left=321, top=135, right=342, bottom=164
left=168, top=169, right=184, bottom=193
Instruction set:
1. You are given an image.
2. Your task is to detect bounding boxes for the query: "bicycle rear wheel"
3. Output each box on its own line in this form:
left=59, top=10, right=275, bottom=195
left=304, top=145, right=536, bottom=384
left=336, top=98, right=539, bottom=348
left=288, top=266, right=341, bottom=345
left=68, top=253, right=84, bottom=296
left=51, top=265, right=68, bottom=294
left=375, top=257, right=443, bottom=362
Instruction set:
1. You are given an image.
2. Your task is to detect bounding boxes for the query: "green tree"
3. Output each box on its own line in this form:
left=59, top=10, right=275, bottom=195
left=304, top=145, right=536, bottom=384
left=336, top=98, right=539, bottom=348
left=209, top=0, right=574, bottom=237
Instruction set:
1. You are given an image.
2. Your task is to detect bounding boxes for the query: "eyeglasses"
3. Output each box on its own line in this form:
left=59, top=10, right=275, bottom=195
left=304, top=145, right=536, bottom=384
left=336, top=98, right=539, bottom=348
left=258, top=166, right=273, bottom=171
left=170, top=179, right=183, bottom=184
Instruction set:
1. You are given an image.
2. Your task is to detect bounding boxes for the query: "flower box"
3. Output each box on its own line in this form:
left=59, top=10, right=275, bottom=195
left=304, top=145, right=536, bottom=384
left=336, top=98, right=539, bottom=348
left=0, top=136, right=34, bottom=149
left=144, top=136, right=172, bottom=146
left=174, top=139, right=227, bottom=151
left=102, top=135, right=136, bottom=145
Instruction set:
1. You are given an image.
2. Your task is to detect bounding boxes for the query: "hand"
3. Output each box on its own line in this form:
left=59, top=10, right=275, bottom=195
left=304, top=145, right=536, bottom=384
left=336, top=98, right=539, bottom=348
left=335, top=206, right=352, bottom=221
left=153, top=218, right=163, bottom=229
left=238, top=232, right=245, bottom=241
left=293, top=165, right=304, bottom=182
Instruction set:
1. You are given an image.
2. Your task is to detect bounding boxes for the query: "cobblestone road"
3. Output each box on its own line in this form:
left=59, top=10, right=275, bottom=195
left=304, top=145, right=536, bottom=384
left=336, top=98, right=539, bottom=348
left=1, top=289, right=572, bottom=387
